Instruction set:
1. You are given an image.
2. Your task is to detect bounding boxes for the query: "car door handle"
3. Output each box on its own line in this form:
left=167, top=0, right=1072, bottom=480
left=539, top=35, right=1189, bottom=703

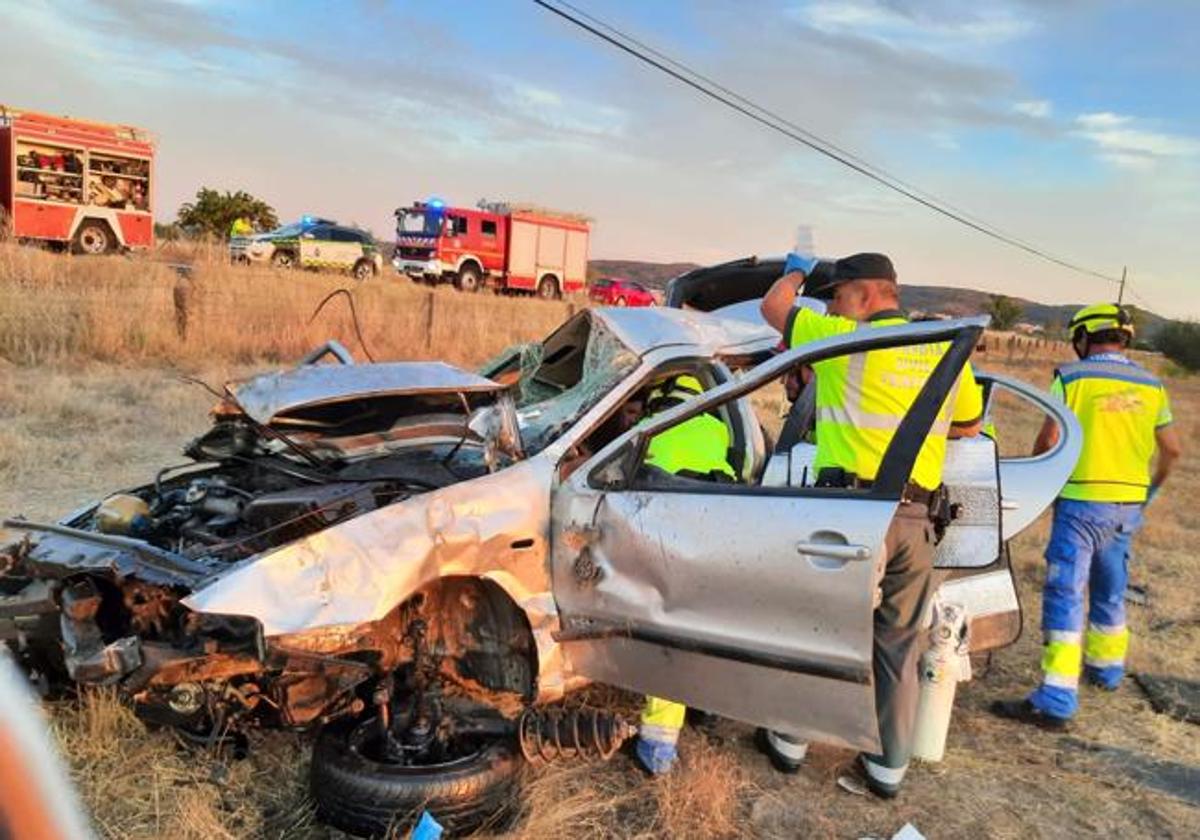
left=796, top=542, right=872, bottom=561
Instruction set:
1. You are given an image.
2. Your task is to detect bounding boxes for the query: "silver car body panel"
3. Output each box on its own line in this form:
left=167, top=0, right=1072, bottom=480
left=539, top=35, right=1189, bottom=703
left=981, top=372, right=1083, bottom=540
left=589, top=306, right=778, bottom=358
left=181, top=457, right=575, bottom=701
left=229, top=362, right=505, bottom=425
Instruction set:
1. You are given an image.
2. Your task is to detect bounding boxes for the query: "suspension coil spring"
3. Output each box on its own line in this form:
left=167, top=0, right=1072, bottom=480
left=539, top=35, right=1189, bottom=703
left=517, top=707, right=636, bottom=764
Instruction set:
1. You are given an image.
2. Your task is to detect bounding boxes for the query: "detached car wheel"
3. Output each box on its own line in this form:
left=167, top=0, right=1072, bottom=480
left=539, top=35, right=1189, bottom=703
left=310, top=716, right=521, bottom=837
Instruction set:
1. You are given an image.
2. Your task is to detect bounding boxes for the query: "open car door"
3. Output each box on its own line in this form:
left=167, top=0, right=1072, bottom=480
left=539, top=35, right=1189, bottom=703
left=550, top=318, right=986, bottom=751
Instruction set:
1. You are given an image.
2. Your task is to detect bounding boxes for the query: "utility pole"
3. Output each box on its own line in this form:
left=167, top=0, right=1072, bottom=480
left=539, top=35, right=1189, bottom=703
left=1118, top=266, right=1127, bottom=305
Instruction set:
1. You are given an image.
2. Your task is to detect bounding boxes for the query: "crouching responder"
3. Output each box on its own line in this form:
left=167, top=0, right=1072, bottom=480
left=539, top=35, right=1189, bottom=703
left=633, top=374, right=737, bottom=775
left=758, top=251, right=982, bottom=797
left=991, top=304, right=1182, bottom=728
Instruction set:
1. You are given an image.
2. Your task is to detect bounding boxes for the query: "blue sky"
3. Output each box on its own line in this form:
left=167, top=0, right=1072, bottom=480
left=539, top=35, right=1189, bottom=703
left=4, top=0, right=1198, bottom=314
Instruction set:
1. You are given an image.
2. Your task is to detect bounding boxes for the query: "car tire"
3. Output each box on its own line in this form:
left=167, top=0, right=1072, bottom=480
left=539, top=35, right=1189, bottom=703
left=271, top=250, right=296, bottom=269
left=537, top=275, right=560, bottom=300
left=352, top=259, right=375, bottom=282
left=72, top=221, right=113, bottom=255
left=616, top=296, right=628, bottom=307
left=456, top=264, right=482, bottom=293
left=310, top=717, right=521, bottom=838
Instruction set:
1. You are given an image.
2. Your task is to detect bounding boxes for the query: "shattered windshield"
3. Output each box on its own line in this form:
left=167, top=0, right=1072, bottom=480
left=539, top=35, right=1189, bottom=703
left=480, top=315, right=638, bottom=454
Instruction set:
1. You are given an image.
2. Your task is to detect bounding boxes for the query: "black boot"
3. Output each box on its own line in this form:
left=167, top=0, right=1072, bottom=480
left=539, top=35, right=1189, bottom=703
left=989, top=698, right=1069, bottom=731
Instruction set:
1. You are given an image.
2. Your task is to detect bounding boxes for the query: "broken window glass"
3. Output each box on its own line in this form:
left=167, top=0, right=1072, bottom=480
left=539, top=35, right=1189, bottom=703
left=480, top=314, right=638, bottom=455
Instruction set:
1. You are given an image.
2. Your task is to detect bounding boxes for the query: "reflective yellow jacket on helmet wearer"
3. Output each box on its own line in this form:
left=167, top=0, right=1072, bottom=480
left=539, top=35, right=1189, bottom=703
left=644, top=413, right=737, bottom=480
left=786, top=307, right=983, bottom=491
left=1050, top=353, right=1172, bottom=503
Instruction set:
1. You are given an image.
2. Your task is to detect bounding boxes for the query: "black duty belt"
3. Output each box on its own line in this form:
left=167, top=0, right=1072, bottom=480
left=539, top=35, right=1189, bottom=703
left=815, top=468, right=934, bottom=505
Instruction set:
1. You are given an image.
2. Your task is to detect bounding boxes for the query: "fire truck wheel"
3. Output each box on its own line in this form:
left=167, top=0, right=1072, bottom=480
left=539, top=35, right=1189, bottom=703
left=456, top=264, right=483, bottom=293
left=537, top=275, right=561, bottom=300
left=352, top=259, right=375, bottom=282
left=72, top=221, right=114, bottom=256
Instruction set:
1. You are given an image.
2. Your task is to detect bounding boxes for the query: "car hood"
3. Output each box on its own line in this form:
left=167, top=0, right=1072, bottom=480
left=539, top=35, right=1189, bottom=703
left=228, top=362, right=508, bottom=426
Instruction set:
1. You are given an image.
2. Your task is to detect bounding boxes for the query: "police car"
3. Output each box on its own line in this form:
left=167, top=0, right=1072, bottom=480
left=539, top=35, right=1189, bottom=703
left=230, top=216, right=383, bottom=280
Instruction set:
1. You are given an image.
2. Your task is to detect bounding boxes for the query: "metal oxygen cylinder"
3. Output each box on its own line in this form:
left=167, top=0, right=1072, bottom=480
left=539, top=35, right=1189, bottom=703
left=911, top=600, right=971, bottom=763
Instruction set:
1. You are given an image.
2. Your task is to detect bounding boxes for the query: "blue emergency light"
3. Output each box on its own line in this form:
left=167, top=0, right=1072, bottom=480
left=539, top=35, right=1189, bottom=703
left=426, top=197, right=445, bottom=211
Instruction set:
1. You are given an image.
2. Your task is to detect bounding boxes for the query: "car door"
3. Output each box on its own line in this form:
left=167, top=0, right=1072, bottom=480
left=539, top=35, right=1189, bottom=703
left=327, top=227, right=365, bottom=269
left=299, top=225, right=331, bottom=268
left=550, top=317, right=985, bottom=751
left=935, top=372, right=1083, bottom=651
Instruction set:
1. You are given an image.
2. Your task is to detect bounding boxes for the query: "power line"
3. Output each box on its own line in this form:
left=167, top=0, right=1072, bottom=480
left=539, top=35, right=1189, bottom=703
left=534, top=0, right=1123, bottom=286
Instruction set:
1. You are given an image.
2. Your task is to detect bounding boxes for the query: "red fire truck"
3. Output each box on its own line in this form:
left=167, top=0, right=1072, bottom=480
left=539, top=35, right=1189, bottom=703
left=393, top=200, right=589, bottom=298
left=0, top=106, right=155, bottom=254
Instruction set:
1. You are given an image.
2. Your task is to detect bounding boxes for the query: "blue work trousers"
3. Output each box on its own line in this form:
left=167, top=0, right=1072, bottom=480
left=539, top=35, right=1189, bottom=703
left=1028, top=499, right=1142, bottom=719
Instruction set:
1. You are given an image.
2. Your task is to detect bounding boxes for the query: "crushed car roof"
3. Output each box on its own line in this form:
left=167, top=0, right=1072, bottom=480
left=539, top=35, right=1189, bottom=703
left=229, top=362, right=505, bottom=425
left=590, top=305, right=777, bottom=357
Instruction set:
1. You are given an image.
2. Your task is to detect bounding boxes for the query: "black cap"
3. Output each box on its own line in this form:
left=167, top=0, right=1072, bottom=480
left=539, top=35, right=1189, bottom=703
left=833, top=252, right=896, bottom=284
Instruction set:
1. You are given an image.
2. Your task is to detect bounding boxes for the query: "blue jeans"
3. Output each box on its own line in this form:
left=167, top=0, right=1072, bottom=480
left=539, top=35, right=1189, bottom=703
left=1028, top=499, right=1142, bottom=719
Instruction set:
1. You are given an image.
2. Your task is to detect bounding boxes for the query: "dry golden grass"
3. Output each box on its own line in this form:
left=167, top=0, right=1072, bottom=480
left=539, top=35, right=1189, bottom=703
left=0, top=242, right=573, bottom=368
left=3, top=246, right=1198, bottom=838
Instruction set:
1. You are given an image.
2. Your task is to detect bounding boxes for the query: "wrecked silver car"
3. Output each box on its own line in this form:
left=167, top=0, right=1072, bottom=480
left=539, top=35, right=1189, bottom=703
left=0, top=280, right=1081, bottom=836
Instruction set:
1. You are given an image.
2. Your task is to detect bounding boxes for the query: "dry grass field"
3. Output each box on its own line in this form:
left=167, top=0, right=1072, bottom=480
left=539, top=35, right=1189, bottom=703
left=1, top=244, right=1197, bottom=838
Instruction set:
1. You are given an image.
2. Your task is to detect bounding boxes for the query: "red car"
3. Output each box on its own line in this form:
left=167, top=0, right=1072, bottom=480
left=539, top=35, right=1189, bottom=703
left=588, top=277, right=657, bottom=307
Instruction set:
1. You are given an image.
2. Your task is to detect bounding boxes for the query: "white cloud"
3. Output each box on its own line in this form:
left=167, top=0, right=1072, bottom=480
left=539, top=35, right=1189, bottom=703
left=499, top=80, right=627, bottom=139
left=1013, top=99, right=1052, bottom=118
left=1075, top=111, right=1200, bottom=169
left=795, top=1, right=1033, bottom=49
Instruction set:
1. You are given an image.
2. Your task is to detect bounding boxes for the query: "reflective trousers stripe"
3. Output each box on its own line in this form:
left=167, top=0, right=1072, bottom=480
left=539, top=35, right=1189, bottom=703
left=766, top=730, right=809, bottom=761
left=863, top=756, right=908, bottom=784
left=638, top=723, right=681, bottom=745
left=1084, top=623, right=1129, bottom=667
left=1041, top=638, right=1082, bottom=688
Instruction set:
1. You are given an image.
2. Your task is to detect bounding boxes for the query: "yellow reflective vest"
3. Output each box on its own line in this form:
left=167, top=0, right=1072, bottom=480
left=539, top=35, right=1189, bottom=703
left=645, top=412, right=736, bottom=480
left=787, top=308, right=982, bottom=491
left=1051, top=353, right=1172, bottom=503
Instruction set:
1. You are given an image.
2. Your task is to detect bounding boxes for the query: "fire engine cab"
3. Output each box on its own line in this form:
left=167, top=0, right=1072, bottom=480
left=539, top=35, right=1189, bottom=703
left=0, top=106, right=155, bottom=254
left=393, top=199, right=589, bottom=298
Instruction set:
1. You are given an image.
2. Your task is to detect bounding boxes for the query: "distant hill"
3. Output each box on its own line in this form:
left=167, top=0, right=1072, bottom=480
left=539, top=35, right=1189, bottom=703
left=588, top=259, right=1167, bottom=340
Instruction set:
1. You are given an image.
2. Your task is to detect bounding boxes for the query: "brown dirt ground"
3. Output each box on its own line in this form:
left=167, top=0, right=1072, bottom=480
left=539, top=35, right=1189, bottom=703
left=2, top=355, right=1198, bottom=839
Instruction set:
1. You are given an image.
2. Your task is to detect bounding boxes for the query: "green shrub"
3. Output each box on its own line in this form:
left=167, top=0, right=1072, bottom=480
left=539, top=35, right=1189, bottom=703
left=1155, top=320, right=1200, bottom=372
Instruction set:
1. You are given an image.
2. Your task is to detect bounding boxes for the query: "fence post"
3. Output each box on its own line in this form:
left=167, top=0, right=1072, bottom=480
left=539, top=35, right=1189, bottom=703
left=424, top=290, right=436, bottom=353
left=172, top=265, right=193, bottom=340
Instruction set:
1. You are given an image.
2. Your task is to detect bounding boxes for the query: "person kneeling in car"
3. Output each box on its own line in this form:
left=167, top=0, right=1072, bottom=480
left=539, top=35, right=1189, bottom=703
left=634, top=374, right=737, bottom=774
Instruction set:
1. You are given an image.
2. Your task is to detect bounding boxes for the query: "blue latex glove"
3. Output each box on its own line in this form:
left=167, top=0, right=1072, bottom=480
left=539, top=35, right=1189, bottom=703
left=410, top=811, right=444, bottom=840
left=784, top=251, right=819, bottom=276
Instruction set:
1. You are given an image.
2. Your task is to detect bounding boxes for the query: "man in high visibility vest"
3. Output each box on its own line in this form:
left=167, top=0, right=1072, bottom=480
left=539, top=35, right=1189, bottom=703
left=992, top=304, right=1182, bottom=728
left=634, top=374, right=736, bottom=775
left=759, top=251, right=983, bottom=797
